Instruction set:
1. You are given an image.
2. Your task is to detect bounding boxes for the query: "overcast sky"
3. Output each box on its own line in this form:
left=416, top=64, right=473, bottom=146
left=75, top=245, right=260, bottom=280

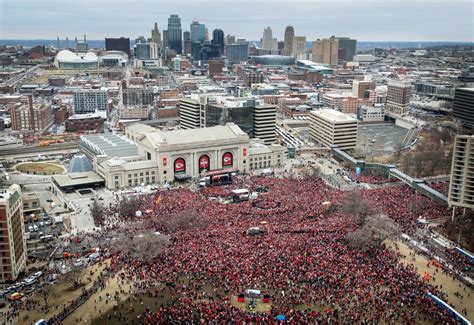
left=0, top=0, right=473, bottom=41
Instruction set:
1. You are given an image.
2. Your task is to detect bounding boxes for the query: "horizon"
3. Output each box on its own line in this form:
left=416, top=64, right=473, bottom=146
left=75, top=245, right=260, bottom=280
left=1, top=0, right=473, bottom=42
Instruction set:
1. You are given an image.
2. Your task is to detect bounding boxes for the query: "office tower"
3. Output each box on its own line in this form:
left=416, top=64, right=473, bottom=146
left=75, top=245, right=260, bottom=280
left=135, top=43, right=151, bottom=59
left=179, top=98, right=201, bottom=129
left=453, top=88, right=474, bottom=128
left=162, top=30, right=169, bottom=48
left=200, top=42, right=220, bottom=62
left=292, top=36, right=307, bottom=56
left=312, top=37, right=339, bottom=65
left=448, top=135, right=474, bottom=211
left=261, top=27, right=274, bottom=51
left=283, top=26, right=295, bottom=56
left=167, top=14, right=182, bottom=54
left=226, top=34, right=236, bottom=45
left=205, top=27, right=209, bottom=41
left=191, top=42, right=202, bottom=60
left=227, top=42, right=249, bottom=65
left=212, top=29, right=225, bottom=56
left=0, top=184, right=27, bottom=283
left=105, top=37, right=131, bottom=57
left=135, top=35, right=146, bottom=44
left=190, top=20, right=206, bottom=43
left=183, top=31, right=191, bottom=55
left=337, top=37, right=357, bottom=61
left=352, top=80, right=376, bottom=99
left=253, top=103, right=277, bottom=144
left=151, top=22, right=161, bottom=45
left=10, top=96, right=53, bottom=134
left=74, top=90, right=108, bottom=114
left=278, top=41, right=285, bottom=55
left=309, top=109, right=358, bottom=151
left=122, top=88, right=154, bottom=106
left=386, top=80, right=411, bottom=116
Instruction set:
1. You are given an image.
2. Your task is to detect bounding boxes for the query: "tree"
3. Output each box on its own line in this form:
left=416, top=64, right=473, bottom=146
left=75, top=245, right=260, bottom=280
left=36, top=283, right=56, bottom=310
left=161, top=209, right=203, bottom=233
left=346, top=214, right=401, bottom=252
left=90, top=201, right=103, bottom=226
left=118, top=196, right=142, bottom=217
left=64, top=266, right=86, bottom=289
left=110, top=231, right=171, bottom=261
left=340, top=191, right=374, bottom=225
left=300, top=165, right=321, bottom=180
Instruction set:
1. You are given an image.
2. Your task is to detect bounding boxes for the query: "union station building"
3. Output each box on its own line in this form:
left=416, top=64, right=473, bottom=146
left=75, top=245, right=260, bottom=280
left=84, top=123, right=285, bottom=189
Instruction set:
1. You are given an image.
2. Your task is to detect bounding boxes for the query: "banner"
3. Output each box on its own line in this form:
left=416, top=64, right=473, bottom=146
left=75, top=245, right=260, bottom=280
left=222, top=152, right=233, bottom=167
left=174, top=158, right=186, bottom=173
left=199, top=155, right=210, bottom=172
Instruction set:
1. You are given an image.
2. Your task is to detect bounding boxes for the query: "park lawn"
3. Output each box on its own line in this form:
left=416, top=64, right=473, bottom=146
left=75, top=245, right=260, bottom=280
left=16, top=162, right=65, bottom=175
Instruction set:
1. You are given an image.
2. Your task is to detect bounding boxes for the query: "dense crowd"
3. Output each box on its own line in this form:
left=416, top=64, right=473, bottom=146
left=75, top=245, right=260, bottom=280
left=96, top=176, right=458, bottom=323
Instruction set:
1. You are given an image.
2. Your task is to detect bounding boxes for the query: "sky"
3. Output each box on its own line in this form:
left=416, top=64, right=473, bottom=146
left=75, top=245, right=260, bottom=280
left=0, top=0, right=473, bottom=41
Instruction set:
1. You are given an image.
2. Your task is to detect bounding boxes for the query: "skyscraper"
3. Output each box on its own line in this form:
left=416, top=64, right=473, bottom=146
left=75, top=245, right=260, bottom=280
left=283, top=26, right=295, bottom=56
left=183, top=31, right=191, bottom=55
left=261, top=27, right=274, bottom=51
left=162, top=30, right=168, bottom=48
left=448, top=135, right=474, bottom=211
left=167, top=14, right=182, bottom=54
left=212, top=29, right=224, bottom=56
left=292, top=36, right=307, bottom=57
left=151, top=22, right=161, bottom=46
left=337, top=37, right=357, bottom=61
left=227, top=42, right=249, bottom=65
left=312, top=37, right=339, bottom=65
left=190, top=20, right=206, bottom=43
left=105, top=37, right=131, bottom=57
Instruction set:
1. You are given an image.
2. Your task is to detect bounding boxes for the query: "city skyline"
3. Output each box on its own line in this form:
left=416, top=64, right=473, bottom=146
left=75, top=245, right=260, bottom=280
left=0, top=0, right=473, bottom=41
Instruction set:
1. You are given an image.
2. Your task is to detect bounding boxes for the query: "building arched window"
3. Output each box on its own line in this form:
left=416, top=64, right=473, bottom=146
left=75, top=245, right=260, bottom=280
left=198, top=155, right=210, bottom=173
left=174, top=158, right=186, bottom=174
left=222, top=152, right=233, bottom=168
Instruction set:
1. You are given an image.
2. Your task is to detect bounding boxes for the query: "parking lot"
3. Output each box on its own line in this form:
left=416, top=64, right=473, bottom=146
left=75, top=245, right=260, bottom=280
left=357, top=123, right=412, bottom=156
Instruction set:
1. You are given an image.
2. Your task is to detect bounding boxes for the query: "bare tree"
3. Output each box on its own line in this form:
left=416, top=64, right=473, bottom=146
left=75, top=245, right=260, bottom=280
left=90, top=201, right=103, bottom=226
left=118, top=196, right=142, bottom=217
left=300, top=165, right=321, bottom=180
left=340, top=191, right=374, bottom=225
left=347, top=214, right=401, bottom=252
left=110, top=231, right=171, bottom=261
left=161, top=209, right=203, bottom=233
left=36, top=283, right=56, bottom=310
left=64, top=266, right=86, bottom=289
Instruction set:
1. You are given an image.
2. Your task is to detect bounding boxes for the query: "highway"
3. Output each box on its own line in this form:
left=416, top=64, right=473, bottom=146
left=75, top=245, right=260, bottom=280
left=1, top=142, right=80, bottom=159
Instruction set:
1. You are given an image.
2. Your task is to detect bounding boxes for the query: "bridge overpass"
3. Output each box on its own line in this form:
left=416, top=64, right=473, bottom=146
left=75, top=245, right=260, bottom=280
left=330, top=146, right=448, bottom=205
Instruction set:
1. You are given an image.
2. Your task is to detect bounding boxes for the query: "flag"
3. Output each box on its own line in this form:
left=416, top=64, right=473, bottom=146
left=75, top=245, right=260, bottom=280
left=155, top=195, right=161, bottom=206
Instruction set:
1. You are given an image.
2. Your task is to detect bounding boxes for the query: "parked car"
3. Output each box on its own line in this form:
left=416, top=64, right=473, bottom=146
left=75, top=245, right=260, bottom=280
left=7, top=292, right=24, bottom=301
left=23, top=286, right=35, bottom=294
left=23, top=277, right=36, bottom=286
left=47, top=274, right=58, bottom=282
left=33, top=225, right=38, bottom=232
left=28, top=225, right=34, bottom=232
left=32, top=271, right=43, bottom=279
left=73, top=259, right=84, bottom=267
left=39, top=221, right=45, bottom=227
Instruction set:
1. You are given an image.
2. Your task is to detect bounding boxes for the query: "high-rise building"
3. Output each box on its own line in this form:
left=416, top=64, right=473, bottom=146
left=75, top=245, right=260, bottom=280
left=312, top=37, right=339, bottom=65
left=10, top=96, right=53, bottom=135
left=352, top=80, right=376, bottom=99
left=386, top=80, right=411, bottom=116
left=167, top=14, right=182, bottom=54
left=74, top=90, right=108, bottom=114
left=309, top=109, right=358, bottom=151
left=0, top=184, right=27, bottom=284
left=253, top=103, right=277, bottom=144
left=208, top=59, right=224, bottom=77
left=190, top=20, right=206, bottom=43
left=105, top=37, right=131, bottom=57
left=225, top=35, right=236, bottom=45
left=200, top=42, right=221, bottom=63
left=243, top=71, right=265, bottom=87
left=183, top=31, right=191, bottom=55
left=261, top=27, right=276, bottom=52
left=226, top=42, right=249, bottom=65
left=283, top=26, right=295, bottom=56
left=212, top=29, right=225, bottom=56
left=151, top=22, right=161, bottom=45
left=162, top=30, right=169, bottom=48
left=453, top=88, right=474, bottom=128
left=448, top=135, right=474, bottom=210
left=292, top=36, right=307, bottom=56
left=122, top=88, right=154, bottom=106
left=179, top=98, right=201, bottom=129
left=337, top=37, right=357, bottom=61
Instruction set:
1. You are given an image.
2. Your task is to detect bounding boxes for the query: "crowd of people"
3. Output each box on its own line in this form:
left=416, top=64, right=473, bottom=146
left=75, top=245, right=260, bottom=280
left=86, top=174, right=464, bottom=323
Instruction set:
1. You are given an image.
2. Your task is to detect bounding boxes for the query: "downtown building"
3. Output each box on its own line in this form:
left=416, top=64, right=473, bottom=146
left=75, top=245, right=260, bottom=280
left=105, top=37, right=131, bottom=57
left=452, top=88, right=474, bottom=129
left=448, top=135, right=474, bottom=211
left=0, top=184, right=27, bottom=283
left=122, top=87, right=154, bottom=106
left=10, top=96, right=53, bottom=136
left=309, top=109, right=358, bottom=151
left=73, top=90, right=108, bottom=114
left=386, top=80, right=411, bottom=116
left=167, top=14, right=182, bottom=54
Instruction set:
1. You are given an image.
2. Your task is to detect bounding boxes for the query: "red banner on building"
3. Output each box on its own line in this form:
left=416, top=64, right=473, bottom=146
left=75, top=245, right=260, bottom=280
left=163, top=157, right=167, bottom=167
left=174, top=158, right=186, bottom=173
left=199, top=155, right=210, bottom=172
left=222, top=152, right=233, bottom=167
left=243, top=148, right=247, bottom=157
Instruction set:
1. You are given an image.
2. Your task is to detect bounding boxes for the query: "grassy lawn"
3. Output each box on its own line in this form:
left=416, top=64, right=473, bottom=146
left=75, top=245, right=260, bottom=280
left=16, top=162, right=65, bottom=175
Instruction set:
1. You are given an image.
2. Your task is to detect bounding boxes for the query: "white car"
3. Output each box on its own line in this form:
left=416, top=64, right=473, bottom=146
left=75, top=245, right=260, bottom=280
left=33, top=225, right=39, bottom=232
left=73, top=259, right=84, bottom=267
left=28, top=225, right=33, bottom=232
left=32, top=271, right=43, bottom=279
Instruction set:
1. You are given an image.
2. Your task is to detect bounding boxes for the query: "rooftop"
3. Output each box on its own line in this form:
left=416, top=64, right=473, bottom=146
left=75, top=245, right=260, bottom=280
left=81, top=133, right=138, bottom=158
left=52, top=171, right=105, bottom=188
left=311, top=109, right=358, bottom=123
